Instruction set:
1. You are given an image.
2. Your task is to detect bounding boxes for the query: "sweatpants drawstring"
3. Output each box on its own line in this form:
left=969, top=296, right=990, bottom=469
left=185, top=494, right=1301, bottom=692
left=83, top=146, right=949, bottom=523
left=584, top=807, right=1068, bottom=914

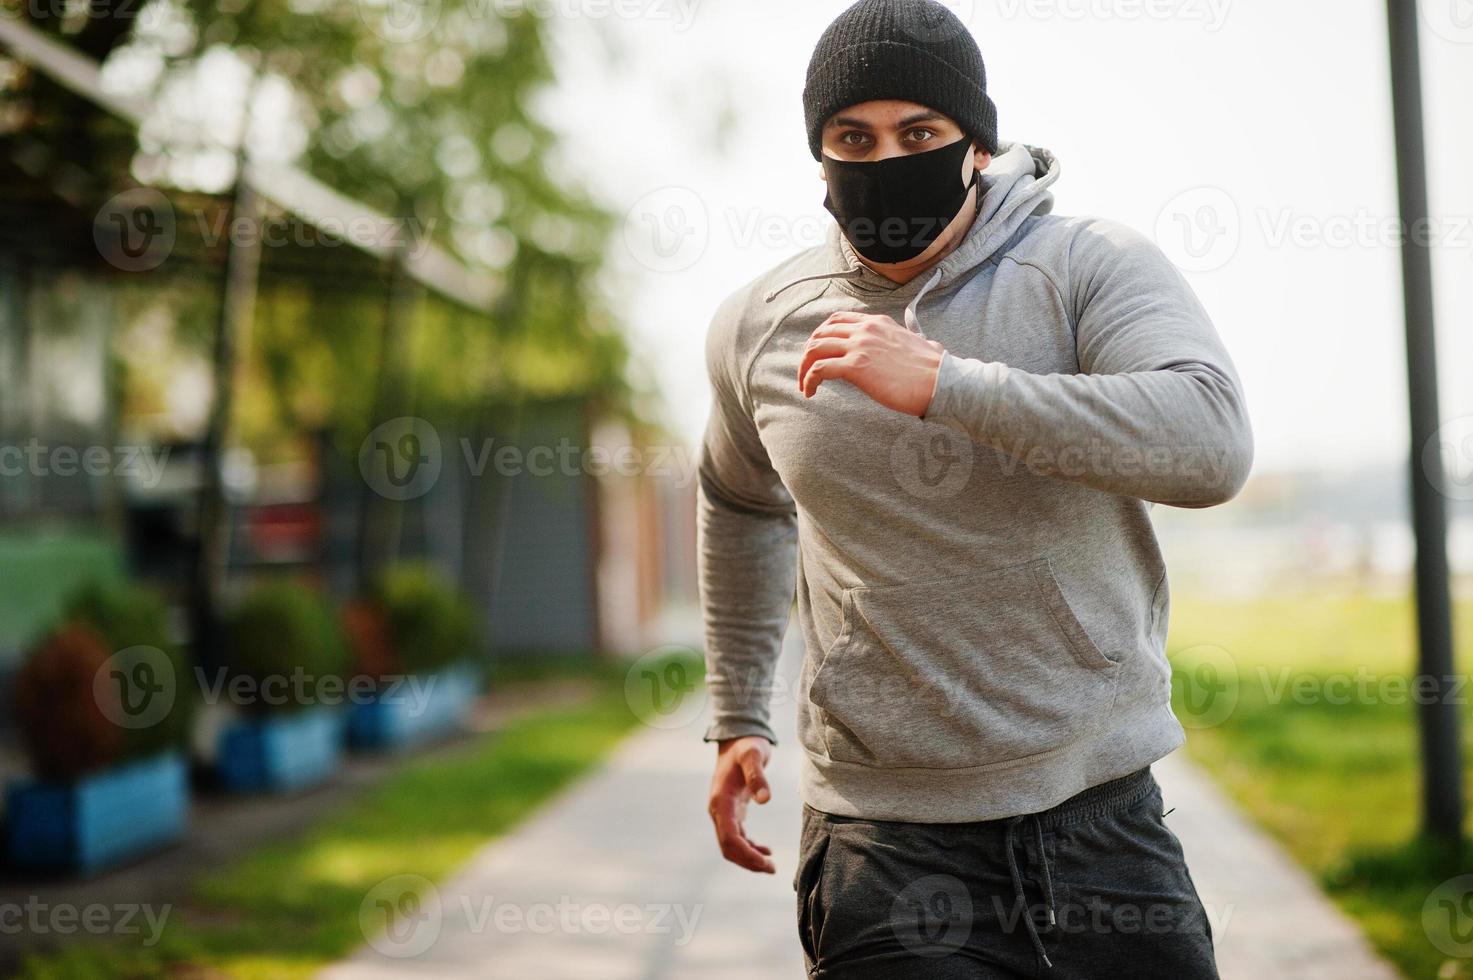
left=1004, top=814, right=1055, bottom=971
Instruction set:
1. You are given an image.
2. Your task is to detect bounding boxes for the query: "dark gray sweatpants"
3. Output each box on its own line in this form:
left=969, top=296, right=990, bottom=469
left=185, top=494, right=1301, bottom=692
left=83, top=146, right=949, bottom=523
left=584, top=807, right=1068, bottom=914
left=794, top=767, right=1219, bottom=979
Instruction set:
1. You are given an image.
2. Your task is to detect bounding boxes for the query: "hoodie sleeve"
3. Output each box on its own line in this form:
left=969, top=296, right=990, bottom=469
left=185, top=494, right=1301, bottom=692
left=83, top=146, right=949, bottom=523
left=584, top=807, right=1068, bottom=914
left=923, top=219, right=1254, bottom=507
left=697, top=291, right=798, bottom=745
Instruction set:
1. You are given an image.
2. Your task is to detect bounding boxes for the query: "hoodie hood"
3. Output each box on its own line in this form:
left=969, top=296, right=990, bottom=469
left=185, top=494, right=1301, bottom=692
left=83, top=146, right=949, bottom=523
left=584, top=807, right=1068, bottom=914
left=765, top=141, right=1061, bottom=305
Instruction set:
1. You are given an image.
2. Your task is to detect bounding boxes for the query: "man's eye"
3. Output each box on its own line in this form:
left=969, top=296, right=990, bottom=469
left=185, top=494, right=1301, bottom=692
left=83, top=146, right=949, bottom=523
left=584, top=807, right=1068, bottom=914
left=841, top=131, right=870, bottom=146
left=907, top=129, right=936, bottom=143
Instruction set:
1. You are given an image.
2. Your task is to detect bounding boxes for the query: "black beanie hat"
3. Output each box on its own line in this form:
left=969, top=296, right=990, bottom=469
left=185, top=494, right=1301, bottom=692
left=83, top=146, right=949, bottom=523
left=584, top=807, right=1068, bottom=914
left=803, top=0, right=998, bottom=161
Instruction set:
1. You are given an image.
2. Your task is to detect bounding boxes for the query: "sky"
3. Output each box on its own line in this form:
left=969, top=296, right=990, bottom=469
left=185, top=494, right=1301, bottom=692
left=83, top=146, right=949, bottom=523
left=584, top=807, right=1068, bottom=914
left=538, top=0, right=1473, bottom=477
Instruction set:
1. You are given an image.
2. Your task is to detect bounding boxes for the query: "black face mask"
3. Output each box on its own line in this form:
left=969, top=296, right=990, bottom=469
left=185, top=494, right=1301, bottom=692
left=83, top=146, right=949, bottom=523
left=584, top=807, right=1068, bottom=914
left=822, top=137, right=980, bottom=265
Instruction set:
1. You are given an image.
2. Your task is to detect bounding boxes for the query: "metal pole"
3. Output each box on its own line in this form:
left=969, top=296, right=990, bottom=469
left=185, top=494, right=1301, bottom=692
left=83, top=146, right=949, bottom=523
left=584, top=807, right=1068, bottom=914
left=356, top=205, right=423, bottom=585
left=1385, top=0, right=1463, bottom=844
left=190, top=177, right=263, bottom=656
left=190, top=73, right=264, bottom=659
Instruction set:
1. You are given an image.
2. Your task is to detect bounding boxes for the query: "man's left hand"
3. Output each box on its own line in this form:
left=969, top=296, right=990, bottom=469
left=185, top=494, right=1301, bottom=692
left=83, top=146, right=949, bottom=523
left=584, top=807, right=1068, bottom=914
left=798, top=312, right=945, bottom=417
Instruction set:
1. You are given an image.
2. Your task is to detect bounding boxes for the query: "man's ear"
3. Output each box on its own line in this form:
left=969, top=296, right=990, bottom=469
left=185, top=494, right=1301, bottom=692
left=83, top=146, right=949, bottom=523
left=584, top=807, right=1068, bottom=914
left=973, top=147, right=992, bottom=172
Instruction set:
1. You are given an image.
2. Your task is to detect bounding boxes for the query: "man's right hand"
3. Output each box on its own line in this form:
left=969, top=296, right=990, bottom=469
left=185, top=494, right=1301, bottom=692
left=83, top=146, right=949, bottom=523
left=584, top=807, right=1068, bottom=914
left=707, top=735, right=776, bottom=874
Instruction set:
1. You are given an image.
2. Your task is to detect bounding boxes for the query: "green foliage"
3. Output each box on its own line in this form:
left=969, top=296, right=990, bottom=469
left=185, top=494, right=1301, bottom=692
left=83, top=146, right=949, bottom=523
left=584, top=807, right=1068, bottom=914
left=64, top=579, right=194, bottom=758
left=368, top=564, right=478, bottom=676
left=0, top=531, right=122, bottom=653
left=0, top=1, right=142, bottom=205
left=225, top=582, right=349, bottom=714
left=165, top=0, right=633, bottom=430
left=6, top=1, right=637, bottom=455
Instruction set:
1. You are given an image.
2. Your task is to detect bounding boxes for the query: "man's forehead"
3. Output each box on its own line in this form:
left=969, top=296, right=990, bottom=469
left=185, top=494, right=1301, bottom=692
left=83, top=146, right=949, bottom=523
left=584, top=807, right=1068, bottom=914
left=824, top=101, right=956, bottom=129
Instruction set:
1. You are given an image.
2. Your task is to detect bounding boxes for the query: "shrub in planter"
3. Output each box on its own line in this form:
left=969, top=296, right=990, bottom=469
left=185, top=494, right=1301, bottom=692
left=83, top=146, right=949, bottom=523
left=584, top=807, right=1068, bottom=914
left=64, top=580, right=193, bottom=761
left=224, top=582, right=349, bottom=714
left=6, top=583, right=192, bottom=874
left=342, top=599, right=397, bottom=682
left=215, top=583, right=349, bottom=792
left=370, top=564, right=478, bottom=677
left=346, top=565, right=481, bottom=748
left=13, top=624, right=125, bottom=782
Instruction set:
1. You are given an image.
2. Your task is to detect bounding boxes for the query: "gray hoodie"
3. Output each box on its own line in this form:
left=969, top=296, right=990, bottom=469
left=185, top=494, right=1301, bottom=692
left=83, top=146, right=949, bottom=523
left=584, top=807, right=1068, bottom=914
left=697, top=142, right=1253, bottom=822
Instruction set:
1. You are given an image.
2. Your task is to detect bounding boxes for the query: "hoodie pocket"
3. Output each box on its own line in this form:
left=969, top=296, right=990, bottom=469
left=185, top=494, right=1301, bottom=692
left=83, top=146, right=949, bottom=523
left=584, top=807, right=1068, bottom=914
left=807, top=557, right=1120, bottom=771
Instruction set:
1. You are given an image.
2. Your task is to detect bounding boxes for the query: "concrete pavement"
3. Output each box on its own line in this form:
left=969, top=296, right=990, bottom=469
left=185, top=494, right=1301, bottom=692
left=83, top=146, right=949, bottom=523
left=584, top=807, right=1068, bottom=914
left=321, top=633, right=1402, bottom=980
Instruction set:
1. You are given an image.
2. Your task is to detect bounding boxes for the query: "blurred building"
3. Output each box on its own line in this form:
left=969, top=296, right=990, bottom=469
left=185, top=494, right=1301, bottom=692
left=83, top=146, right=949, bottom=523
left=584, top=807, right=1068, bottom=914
left=0, top=92, right=695, bottom=735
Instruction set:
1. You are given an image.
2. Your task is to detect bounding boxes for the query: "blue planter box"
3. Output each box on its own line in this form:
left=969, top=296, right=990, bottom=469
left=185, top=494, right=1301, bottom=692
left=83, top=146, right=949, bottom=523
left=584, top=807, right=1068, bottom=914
left=5, top=751, right=189, bottom=875
left=217, top=706, right=346, bottom=793
left=349, top=663, right=481, bottom=750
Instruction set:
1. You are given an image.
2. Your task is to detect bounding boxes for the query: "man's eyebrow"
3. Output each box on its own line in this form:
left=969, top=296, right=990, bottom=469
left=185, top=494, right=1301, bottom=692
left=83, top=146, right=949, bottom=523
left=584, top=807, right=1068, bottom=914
left=825, top=109, right=949, bottom=131
left=896, top=109, right=947, bottom=128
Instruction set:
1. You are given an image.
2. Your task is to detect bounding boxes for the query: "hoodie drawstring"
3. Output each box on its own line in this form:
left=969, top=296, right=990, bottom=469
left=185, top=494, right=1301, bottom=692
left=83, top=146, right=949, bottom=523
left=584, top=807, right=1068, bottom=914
left=762, top=267, right=868, bottom=304
left=764, top=243, right=950, bottom=336
left=902, top=267, right=945, bottom=338
left=1004, top=814, right=1056, bottom=972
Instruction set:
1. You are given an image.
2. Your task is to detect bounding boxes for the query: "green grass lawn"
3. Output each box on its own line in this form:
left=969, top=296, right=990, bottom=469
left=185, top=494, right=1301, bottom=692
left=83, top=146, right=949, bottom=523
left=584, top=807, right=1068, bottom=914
left=0, top=530, right=121, bottom=654
left=1168, top=590, right=1473, bottom=980
left=15, top=665, right=643, bottom=980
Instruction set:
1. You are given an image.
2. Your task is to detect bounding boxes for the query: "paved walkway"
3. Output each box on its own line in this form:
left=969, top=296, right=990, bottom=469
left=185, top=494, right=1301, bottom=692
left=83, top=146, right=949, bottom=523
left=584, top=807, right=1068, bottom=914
left=320, top=636, right=1402, bottom=980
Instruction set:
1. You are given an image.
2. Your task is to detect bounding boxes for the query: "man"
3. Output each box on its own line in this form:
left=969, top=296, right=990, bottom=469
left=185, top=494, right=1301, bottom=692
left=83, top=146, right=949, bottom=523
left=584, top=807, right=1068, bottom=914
left=698, top=0, right=1251, bottom=976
